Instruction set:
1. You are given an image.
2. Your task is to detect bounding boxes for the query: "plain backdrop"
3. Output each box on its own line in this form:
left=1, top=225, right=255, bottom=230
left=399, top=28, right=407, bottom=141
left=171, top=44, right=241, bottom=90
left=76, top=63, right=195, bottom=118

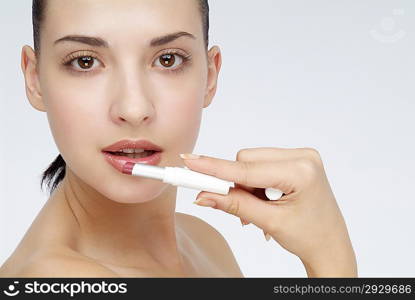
left=0, top=0, right=414, bottom=277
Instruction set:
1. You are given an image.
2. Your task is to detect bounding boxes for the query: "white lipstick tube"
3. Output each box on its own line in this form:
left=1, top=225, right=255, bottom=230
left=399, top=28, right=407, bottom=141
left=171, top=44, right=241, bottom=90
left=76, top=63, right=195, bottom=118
left=123, top=162, right=283, bottom=200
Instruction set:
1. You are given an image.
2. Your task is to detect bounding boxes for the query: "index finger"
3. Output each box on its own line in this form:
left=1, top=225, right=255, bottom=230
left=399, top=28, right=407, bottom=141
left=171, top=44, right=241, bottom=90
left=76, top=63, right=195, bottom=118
left=234, top=147, right=307, bottom=194
left=181, top=154, right=301, bottom=193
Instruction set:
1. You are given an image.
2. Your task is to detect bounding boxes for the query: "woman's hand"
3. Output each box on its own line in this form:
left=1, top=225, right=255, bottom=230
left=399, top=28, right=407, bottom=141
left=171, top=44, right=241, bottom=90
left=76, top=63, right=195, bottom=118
left=180, top=147, right=358, bottom=277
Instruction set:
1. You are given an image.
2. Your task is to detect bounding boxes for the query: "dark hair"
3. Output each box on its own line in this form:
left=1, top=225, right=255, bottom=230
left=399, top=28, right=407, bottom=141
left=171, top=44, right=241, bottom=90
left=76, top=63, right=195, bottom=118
left=33, top=0, right=210, bottom=195
left=33, top=0, right=209, bottom=55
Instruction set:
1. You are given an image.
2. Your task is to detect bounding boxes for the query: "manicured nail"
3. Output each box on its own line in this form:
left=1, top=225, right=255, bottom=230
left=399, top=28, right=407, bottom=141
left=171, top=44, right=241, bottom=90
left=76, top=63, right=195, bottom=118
left=240, top=218, right=250, bottom=226
left=180, top=153, right=201, bottom=159
left=193, top=198, right=216, bottom=208
left=264, top=231, right=271, bottom=241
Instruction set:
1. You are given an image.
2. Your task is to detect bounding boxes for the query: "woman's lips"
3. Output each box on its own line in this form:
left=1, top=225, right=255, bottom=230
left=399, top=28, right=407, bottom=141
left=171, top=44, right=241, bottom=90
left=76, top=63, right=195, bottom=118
left=102, top=151, right=162, bottom=173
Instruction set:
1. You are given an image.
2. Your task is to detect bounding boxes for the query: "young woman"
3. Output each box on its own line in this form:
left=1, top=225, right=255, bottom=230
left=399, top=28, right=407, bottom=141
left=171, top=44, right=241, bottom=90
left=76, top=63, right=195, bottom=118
left=0, top=0, right=357, bottom=277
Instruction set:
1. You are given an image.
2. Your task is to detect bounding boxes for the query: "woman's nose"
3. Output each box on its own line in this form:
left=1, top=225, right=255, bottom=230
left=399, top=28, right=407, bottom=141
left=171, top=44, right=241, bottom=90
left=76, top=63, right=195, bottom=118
left=110, top=69, right=155, bottom=127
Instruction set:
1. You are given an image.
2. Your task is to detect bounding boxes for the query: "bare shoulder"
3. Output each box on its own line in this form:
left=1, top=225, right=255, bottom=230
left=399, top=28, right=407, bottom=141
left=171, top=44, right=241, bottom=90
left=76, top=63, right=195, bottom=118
left=176, top=212, right=244, bottom=277
left=11, top=248, right=119, bottom=278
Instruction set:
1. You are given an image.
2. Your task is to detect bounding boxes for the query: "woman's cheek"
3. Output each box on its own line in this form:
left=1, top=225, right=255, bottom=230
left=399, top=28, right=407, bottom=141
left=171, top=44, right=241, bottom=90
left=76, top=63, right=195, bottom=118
left=44, top=86, right=98, bottom=162
left=157, top=90, right=203, bottom=162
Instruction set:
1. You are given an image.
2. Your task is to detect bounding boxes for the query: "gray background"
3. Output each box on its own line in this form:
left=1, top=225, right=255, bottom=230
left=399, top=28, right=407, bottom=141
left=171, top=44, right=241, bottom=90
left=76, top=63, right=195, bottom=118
left=0, top=0, right=414, bottom=277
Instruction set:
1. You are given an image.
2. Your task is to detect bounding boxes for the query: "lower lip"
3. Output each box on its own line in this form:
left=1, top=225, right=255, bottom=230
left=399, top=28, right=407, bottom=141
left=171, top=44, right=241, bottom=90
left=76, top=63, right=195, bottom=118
left=102, top=151, right=162, bottom=174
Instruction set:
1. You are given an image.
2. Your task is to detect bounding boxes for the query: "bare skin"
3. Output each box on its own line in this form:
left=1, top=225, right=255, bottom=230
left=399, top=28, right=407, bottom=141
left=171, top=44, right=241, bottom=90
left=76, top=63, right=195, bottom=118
left=1, top=0, right=357, bottom=277
left=0, top=173, right=243, bottom=277
left=185, top=149, right=358, bottom=277
left=0, top=0, right=243, bottom=278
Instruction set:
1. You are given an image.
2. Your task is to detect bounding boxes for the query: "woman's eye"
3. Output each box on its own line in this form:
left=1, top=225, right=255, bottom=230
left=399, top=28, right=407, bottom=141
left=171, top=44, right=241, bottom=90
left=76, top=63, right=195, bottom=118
left=67, top=56, right=101, bottom=72
left=154, top=53, right=184, bottom=70
left=63, top=52, right=190, bottom=75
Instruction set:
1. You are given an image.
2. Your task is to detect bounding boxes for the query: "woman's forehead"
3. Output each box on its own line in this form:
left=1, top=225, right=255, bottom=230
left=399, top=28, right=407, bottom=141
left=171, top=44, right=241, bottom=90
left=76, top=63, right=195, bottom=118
left=43, top=0, right=202, bottom=46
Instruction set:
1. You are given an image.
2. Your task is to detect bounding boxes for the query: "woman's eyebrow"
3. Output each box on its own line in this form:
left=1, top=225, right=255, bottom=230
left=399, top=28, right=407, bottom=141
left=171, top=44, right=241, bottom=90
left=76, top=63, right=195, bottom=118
left=53, top=31, right=196, bottom=48
left=150, top=31, right=196, bottom=46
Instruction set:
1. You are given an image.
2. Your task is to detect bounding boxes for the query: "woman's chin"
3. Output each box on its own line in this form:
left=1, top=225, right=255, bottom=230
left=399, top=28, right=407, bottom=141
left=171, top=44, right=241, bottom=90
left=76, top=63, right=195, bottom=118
left=101, top=179, right=170, bottom=204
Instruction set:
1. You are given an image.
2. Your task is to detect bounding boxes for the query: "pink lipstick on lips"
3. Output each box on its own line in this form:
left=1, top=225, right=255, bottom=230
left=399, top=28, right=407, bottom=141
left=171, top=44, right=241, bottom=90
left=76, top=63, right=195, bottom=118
left=102, top=139, right=163, bottom=173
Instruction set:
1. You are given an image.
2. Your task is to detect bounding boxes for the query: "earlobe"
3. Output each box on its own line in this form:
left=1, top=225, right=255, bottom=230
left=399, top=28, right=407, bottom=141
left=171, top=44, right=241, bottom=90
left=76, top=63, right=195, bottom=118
left=21, top=45, right=46, bottom=112
left=203, top=46, right=222, bottom=108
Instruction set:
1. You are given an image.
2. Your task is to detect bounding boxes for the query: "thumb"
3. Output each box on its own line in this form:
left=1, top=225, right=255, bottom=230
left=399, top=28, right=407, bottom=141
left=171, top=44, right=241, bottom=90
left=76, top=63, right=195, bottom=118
left=195, top=186, right=284, bottom=232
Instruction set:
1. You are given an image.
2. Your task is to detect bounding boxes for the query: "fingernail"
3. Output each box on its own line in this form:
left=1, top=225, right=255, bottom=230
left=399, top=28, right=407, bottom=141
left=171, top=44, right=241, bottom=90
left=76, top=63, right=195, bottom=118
left=240, top=218, right=250, bottom=226
left=180, top=153, right=201, bottom=159
left=193, top=198, right=216, bottom=208
left=264, top=231, right=271, bottom=241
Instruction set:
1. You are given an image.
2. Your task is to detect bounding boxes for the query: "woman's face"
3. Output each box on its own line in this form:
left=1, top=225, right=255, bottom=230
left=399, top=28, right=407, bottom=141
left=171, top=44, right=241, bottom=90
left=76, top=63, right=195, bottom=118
left=26, top=0, right=221, bottom=203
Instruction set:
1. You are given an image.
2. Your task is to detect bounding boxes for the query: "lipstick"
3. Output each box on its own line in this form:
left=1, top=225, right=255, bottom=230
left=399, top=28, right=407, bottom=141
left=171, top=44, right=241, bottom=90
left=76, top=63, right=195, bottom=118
left=122, top=162, right=283, bottom=200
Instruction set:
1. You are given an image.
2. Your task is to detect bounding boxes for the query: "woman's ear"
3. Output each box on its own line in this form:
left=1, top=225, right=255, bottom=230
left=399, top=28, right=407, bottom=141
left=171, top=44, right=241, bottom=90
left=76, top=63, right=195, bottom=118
left=203, top=45, right=222, bottom=108
left=21, top=45, right=46, bottom=112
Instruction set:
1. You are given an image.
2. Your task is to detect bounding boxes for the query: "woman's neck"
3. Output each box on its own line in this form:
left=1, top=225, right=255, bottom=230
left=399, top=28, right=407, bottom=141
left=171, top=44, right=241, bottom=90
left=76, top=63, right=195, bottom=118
left=51, top=169, right=187, bottom=272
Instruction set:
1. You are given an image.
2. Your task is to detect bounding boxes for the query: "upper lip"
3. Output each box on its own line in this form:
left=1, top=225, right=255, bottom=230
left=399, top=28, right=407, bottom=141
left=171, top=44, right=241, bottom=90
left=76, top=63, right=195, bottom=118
left=102, top=139, right=163, bottom=152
